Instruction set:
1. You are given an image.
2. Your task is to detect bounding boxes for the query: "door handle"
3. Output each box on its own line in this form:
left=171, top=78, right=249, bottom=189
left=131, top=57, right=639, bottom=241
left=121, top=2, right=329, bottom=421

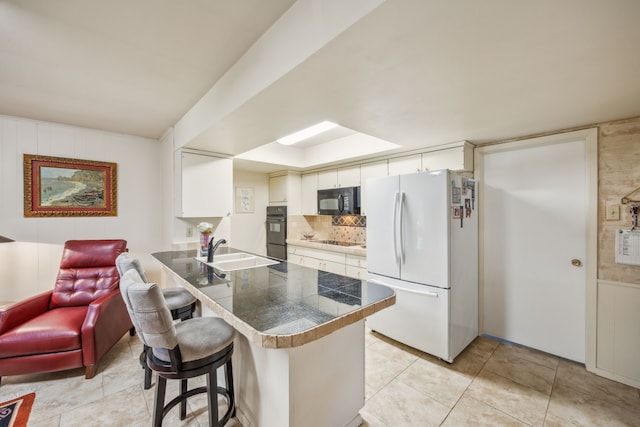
left=571, top=259, right=582, bottom=267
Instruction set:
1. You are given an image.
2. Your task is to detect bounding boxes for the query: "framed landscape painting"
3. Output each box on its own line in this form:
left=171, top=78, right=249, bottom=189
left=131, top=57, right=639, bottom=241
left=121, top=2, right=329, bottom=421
left=23, top=154, right=117, bottom=217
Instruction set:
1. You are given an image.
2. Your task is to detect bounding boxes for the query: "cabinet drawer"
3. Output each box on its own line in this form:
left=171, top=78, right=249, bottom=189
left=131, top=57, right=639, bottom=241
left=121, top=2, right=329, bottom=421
left=287, top=253, right=305, bottom=266
left=295, top=247, right=346, bottom=264
left=346, top=254, right=366, bottom=268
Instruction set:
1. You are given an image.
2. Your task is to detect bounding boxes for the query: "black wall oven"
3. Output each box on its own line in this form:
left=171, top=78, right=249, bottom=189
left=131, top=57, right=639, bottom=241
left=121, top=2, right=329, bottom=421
left=266, top=206, right=287, bottom=260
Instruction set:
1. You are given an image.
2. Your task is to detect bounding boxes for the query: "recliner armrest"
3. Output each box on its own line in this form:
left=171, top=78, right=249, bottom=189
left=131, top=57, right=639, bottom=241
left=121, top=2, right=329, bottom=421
left=0, top=291, right=52, bottom=335
left=81, top=289, right=133, bottom=366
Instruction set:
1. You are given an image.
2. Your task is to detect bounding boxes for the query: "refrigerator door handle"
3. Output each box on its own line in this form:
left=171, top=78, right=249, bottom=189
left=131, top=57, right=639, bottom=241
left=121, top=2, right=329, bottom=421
left=399, top=191, right=405, bottom=264
left=393, top=192, right=401, bottom=264
left=368, top=278, right=440, bottom=297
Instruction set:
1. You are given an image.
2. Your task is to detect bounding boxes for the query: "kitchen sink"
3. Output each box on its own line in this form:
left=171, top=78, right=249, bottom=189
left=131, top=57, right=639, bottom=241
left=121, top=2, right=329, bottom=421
left=213, top=253, right=255, bottom=262
left=196, top=253, right=279, bottom=272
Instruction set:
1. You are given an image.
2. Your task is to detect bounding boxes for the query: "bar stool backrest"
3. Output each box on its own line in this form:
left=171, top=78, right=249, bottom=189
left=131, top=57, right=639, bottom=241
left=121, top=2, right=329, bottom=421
left=120, top=269, right=178, bottom=353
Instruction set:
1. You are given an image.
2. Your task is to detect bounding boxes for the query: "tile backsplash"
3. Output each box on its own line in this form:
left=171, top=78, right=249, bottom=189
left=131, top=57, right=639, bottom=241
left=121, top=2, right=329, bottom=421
left=288, top=215, right=366, bottom=244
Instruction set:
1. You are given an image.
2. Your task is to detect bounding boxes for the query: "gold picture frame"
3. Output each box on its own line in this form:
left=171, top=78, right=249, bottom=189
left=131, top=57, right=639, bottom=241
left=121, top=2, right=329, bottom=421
left=23, top=154, right=117, bottom=217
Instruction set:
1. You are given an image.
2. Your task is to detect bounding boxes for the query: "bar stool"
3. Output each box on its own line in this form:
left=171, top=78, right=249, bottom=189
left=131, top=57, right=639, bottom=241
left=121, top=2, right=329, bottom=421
left=116, top=253, right=197, bottom=389
left=120, top=267, right=236, bottom=427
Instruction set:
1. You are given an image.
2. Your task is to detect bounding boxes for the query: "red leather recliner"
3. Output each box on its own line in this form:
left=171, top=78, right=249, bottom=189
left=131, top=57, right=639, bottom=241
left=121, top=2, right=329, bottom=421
left=0, top=239, right=133, bottom=385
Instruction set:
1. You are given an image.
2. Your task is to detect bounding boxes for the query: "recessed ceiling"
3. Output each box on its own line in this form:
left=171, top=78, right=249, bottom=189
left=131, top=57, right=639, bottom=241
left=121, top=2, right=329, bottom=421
left=1, top=0, right=640, bottom=174
left=235, top=124, right=401, bottom=172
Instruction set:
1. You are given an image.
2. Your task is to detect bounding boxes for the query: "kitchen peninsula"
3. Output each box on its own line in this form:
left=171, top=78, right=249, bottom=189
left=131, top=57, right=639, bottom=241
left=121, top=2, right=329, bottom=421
left=152, top=248, right=395, bottom=427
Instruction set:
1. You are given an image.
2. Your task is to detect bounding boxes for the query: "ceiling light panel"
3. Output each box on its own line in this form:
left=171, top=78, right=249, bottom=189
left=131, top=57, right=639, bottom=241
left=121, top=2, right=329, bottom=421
left=277, top=121, right=338, bottom=145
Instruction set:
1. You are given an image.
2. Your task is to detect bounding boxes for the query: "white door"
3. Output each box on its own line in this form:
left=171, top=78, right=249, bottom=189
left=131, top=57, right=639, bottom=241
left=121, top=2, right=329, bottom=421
left=479, top=134, right=594, bottom=363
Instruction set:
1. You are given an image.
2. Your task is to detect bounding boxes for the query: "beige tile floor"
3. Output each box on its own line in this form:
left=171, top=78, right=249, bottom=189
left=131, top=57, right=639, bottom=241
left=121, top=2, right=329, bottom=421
left=1, top=330, right=639, bottom=427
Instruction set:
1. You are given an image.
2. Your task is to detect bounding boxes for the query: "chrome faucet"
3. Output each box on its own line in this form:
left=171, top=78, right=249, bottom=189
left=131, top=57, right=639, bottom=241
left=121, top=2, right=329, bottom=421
left=207, top=238, right=227, bottom=263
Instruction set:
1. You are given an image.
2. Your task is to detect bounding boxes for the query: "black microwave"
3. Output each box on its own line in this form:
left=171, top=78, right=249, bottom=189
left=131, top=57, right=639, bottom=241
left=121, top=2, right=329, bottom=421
left=317, top=186, right=361, bottom=215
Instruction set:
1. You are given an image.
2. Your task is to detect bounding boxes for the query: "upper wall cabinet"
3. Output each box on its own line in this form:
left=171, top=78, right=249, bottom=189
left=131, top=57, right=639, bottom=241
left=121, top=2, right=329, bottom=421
left=422, top=142, right=474, bottom=172
left=269, top=172, right=301, bottom=214
left=317, top=165, right=361, bottom=189
left=338, top=166, right=361, bottom=187
left=301, top=173, right=318, bottom=215
left=317, top=170, right=337, bottom=190
left=360, top=160, right=388, bottom=216
left=175, top=150, right=232, bottom=218
left=387, top=142, right=474, bottom=175
left=388, top=154, right=422, bottom=175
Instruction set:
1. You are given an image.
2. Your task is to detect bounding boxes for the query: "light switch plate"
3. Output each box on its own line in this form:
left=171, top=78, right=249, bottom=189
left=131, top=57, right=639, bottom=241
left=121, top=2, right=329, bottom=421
left=186, top=227, right=194, bottom=237
left=606, top=204, right=620, bottom=220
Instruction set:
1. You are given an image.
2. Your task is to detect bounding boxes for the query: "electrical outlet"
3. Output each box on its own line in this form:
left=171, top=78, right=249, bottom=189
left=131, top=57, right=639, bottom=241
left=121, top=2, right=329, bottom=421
left=186, top=227, right=194, bottom=237
left=606, top=204, right=620, bottom=221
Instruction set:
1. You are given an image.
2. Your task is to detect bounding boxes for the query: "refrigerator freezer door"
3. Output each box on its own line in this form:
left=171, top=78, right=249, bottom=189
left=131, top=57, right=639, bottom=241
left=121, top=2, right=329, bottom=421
left=399, top=172, right=450, bottom=287
left=366, top=175, right=401, bottom=279
left=367, top=274, right=451, bottom=361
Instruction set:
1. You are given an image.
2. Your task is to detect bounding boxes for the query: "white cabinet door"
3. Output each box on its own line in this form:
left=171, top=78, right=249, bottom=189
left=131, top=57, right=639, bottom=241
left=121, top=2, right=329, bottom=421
left=360, top=160, right=388, bottom=216
left=422, top=147, right=465, bottom=171
left=345, top=255, right=367, bottom=279
left=345, top=265, right=367, bottom=279
left=301, top=173, right=318, bottom=215
left=318, top=166, right=361, bottom=189
left=337, top=165, right=360, bottom=187
left=388, top=154, right=421, bottom=175
left=268, top=173, right=301, bottom=213
left=318, top=170, right=338, bottom=189
left=175, top=151, right=232, bottom=218
left=269, top=175, right=288, bottom=203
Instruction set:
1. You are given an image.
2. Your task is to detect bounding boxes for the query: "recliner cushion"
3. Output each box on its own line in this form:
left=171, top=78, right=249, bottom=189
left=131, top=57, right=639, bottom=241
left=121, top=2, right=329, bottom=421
left=50, top=266, right=121, bottom=308
left=0, top=306, right=87, bottom=358
left=50, top=239, right=126, bottom=309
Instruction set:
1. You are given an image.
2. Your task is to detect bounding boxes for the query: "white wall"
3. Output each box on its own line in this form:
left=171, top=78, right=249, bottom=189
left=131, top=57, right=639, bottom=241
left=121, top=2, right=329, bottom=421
left=231, top=169, right=269, bottom=255
left=0, top=115, right=167, bottom=300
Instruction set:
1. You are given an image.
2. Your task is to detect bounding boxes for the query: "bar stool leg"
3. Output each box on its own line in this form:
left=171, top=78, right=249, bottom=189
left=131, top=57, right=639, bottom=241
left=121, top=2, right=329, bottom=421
left=153, top=375, right=167, bottom=427
left=206, top=368, right=219, bottom=427
left=140, top=345, right=152, bottom=390
left=180, top=379, right=188, bottom=420
left=225, top=358, right=235, bottom=417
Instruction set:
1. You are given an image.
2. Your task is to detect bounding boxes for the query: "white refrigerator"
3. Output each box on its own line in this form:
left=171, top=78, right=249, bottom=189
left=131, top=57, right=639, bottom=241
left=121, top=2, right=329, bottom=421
left=366, top=170, right=478, bottom=362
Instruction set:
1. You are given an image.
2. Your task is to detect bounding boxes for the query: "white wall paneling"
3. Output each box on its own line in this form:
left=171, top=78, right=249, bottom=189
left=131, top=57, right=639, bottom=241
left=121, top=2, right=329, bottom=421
left=0, top=114, right=166, bottom=300
left=595, top=280, right=640, bottom=388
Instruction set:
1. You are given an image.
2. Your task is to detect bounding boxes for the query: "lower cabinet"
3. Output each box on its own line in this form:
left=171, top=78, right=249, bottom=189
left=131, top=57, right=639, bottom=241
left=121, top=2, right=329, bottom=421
left=287, top=245, right=367, bottom=279
left=345, top=254, right=367, bottom=279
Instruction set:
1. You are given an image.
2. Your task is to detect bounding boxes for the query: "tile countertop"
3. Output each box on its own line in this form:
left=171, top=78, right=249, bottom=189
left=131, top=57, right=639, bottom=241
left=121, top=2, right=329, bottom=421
left=286, top=238, right=366, bottom=256
left=152, top=248, right=394, bottom=349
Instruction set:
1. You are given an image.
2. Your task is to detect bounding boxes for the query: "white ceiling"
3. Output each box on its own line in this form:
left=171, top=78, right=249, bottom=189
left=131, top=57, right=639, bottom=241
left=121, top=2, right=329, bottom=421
left=0, top=0, right=295, bottom=139
left=2, top=0, right=640, bottom=173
